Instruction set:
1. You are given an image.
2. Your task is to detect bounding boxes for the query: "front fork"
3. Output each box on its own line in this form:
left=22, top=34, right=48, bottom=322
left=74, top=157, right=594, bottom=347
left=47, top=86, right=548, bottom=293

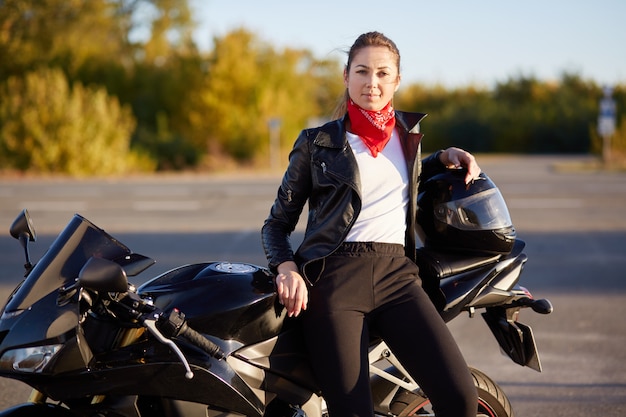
left=27, top=389, right=47, bottom=404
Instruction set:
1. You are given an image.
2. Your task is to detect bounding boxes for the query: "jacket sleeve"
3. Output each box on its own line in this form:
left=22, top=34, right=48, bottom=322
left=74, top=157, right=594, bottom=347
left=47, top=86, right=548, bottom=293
left=419, top=150, right=446, bottom=191
left=261, top=130, right=313, bottom=273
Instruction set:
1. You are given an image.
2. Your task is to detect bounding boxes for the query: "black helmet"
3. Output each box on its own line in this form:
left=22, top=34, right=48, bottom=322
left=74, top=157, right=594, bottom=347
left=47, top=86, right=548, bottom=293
left=417, top=169, right=516, bottom=255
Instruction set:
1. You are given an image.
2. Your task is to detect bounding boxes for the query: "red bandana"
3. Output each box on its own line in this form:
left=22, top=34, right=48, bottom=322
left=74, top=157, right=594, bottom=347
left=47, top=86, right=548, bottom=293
left=347, top=99, right=396, bottom=157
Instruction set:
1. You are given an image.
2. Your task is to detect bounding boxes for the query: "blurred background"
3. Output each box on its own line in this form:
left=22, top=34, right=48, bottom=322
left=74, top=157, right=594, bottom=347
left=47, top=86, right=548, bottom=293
left=1, top=2, right=626, bottom=414
left=0, top=0, right=625, bottom=177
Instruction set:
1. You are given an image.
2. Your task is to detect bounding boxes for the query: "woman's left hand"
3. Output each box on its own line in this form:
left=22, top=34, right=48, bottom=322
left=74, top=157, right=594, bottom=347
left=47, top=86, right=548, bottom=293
left=440, top=147, right=481, bottom=184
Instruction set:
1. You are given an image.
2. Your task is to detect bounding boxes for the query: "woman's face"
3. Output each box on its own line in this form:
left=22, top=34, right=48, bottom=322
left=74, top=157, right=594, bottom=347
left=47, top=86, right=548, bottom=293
left=344, top=46, right=401, bottom=111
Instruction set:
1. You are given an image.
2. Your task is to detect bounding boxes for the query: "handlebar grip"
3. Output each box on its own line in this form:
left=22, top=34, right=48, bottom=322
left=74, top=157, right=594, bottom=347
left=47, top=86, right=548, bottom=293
left=180, top=325, right=225, bottom=359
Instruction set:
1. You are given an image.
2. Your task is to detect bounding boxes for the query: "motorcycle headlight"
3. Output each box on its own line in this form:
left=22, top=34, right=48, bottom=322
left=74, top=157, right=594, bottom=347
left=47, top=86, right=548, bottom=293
left=0, top=344, right=63, bottom=373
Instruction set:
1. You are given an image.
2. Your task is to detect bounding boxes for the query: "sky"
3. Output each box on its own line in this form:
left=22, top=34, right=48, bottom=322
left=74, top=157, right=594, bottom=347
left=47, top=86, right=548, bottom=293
left=189, top=0, right=625, bottom=89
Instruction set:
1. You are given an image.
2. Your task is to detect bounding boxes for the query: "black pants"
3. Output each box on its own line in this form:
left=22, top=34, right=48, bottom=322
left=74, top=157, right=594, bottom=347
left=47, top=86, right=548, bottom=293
left=301, top=242, right=477, bottom=417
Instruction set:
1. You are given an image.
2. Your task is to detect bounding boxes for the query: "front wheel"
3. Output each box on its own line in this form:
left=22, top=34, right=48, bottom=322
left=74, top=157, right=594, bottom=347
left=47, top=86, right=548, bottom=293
left=389, top=367, right=514, bottom=417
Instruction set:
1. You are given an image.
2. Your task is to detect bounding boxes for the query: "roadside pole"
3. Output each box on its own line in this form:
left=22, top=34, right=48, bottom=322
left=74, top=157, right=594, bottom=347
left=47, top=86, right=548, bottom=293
left=597, top=85, right=616, bottom=165
left=268, top=118, right=281, bottom=171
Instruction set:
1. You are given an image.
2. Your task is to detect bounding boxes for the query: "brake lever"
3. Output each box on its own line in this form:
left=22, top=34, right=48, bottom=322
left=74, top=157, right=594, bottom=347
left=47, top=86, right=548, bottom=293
left=143, top=314, right=194, bottom=379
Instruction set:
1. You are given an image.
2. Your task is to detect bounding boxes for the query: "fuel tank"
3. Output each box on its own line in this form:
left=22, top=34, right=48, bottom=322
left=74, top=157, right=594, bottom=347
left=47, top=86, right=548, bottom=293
left=137, top=262, right=286, bottom=345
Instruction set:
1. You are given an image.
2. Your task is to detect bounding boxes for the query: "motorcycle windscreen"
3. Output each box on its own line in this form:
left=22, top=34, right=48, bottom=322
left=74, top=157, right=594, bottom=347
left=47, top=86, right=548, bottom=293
left=3, top=214, right=131, bottom=313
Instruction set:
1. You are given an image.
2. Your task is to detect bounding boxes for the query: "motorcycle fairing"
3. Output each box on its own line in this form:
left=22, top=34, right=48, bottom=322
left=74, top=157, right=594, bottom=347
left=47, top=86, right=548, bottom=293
left=232, top=323, right=320, bottom=393
left=2, top=214, right=132, bottom=314
left=0, top=214, right=151, bottom=375
left=0, top=288, right=94, bottom=375
left=10, top=345, right=267, bottom=417
left=415, top=240, right=527, bottom=322
left=0, top=402, right=76, bottom=417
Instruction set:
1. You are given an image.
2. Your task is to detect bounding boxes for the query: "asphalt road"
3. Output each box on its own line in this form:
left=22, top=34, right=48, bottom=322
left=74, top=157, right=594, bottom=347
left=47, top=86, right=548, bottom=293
left=0, top=155, right=625, bottom=416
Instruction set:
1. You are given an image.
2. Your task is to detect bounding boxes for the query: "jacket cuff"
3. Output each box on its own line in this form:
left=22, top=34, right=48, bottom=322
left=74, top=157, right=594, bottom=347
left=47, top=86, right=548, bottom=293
left=268, top=255, right=295, bottom=275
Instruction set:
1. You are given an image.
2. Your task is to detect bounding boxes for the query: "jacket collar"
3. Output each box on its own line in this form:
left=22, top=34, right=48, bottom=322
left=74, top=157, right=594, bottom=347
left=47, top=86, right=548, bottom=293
left=396, top=111, right=428, bottom=134
left=313, top=111, right=427, bottom=148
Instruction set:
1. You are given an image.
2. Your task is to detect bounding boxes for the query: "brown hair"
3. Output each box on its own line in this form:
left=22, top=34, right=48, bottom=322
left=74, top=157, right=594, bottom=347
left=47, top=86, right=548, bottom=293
left=332, top=31, right=401, bottom=119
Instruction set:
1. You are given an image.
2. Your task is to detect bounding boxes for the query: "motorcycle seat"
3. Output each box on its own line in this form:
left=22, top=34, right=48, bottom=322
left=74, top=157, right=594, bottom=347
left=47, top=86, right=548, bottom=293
left=415, top=247, right=500, bottom=280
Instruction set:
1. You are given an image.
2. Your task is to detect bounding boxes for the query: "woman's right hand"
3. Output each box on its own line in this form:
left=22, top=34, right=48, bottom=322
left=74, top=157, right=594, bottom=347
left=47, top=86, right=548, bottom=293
left=275, top=261, right=308, bottom=317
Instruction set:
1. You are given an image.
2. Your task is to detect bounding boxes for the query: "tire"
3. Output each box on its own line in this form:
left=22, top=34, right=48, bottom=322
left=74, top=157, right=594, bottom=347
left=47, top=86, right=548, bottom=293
left=389, top=367, right=514, bottom=417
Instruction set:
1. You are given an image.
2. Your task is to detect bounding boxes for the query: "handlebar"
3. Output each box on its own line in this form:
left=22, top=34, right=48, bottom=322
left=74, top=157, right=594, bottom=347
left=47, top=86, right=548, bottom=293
left=179, top=325, right=225, bottom=360
left=144, top=316, right=195, bottom=379
left=138, top=307, right=226, bottom=380
left=94, top=290, right=226, bottom=380
left=157, top=308, right=225, bottom=359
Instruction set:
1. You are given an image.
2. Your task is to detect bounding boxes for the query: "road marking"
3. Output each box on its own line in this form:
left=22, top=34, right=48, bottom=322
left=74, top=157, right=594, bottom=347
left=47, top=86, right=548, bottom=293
left=132, top=201, right=201, bottom=211
left=18, top=201, right=88, bottom=211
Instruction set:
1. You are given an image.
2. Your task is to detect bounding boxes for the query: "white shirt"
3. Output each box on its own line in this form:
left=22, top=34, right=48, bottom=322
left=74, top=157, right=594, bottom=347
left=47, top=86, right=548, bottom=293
left=345, top=129, right=409, bottom=245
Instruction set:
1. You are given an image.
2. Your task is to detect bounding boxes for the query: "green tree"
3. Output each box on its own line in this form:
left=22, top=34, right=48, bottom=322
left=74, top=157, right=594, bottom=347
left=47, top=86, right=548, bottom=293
left=193, top=29, right=343, bottom=166
left=0, top=68, right=148, bottom=175
left=396, top=84, right=495, bottom=152
left=128, top=52, right=206, bottom=170
left=492, top=73, right=597, bottom=153
left=0, top=0, right=133, bottom=81
left=397, top=73, right=611, bottom=155
left=0, top=0, right=205, bottom=171
left=139, top=0, right=195, bottom=63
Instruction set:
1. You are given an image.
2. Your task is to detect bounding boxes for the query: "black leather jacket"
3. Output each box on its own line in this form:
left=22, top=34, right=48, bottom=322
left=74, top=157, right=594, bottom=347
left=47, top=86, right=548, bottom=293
left=261, top=111, right=446, bottom=285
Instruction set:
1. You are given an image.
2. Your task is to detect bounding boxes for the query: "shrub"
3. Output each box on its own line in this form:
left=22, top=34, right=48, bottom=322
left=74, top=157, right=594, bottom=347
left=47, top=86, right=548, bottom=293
left=0, top=67, right=148, bottom=176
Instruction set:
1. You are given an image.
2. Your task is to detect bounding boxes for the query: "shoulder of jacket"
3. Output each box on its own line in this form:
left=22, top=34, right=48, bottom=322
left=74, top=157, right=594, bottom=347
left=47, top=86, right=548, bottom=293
left=395, top=111, right=428, bottom=133
left=304, top=118, right=345, bottom=149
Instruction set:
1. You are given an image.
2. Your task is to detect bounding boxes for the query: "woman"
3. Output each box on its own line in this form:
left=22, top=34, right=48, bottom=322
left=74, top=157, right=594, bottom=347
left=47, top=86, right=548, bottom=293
left=262, top=31, right=479, bottom=417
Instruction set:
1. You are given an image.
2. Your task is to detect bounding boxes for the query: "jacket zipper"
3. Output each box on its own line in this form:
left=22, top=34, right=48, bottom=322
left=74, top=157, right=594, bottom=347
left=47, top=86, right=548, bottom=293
left=302, top=160, right=361, bottom=286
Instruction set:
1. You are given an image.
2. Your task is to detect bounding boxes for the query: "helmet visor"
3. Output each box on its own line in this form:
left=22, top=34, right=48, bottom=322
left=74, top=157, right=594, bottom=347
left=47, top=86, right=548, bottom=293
left=434, top=188, right=513, bottom=231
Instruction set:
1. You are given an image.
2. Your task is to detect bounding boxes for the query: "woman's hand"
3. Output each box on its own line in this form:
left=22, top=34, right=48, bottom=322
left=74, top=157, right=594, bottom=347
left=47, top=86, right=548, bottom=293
left=275, top=261, right=308, bottom=317
left=440, top=147, right=482, bottom=184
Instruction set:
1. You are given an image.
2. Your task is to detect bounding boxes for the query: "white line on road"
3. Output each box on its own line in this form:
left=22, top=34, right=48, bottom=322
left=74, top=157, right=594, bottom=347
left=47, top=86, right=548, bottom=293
left=18, top=201, right=88, bottom=211
left=132, top=201, right=201, bottom=211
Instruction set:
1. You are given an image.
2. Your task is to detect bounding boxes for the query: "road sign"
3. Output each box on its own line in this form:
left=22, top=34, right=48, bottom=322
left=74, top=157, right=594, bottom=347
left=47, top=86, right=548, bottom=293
left=597, top=86, right=616, bottom=138
left=598, top=86, right=617, bottom=163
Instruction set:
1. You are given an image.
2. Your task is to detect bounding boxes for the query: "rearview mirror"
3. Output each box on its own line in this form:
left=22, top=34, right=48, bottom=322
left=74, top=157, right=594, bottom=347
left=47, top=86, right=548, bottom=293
left=10, top=209, right=37, bottom=272
left=79, top=257, right=129, bottom=293
left=10, top=209, right=36, bottom=242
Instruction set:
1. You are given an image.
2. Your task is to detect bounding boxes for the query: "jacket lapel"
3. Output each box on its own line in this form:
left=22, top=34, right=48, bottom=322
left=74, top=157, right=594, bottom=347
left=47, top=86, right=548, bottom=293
left=312, top=118, right=361, bottom=191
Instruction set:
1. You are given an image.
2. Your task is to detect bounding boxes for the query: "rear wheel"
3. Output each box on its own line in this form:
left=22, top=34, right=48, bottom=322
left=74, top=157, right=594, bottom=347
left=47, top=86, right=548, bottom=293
left=389, top=367, right=514, bottom=417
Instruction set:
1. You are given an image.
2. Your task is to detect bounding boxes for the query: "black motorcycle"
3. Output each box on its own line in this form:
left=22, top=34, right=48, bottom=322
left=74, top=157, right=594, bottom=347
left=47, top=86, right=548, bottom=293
left=0, top=171, right=552, bottom=417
